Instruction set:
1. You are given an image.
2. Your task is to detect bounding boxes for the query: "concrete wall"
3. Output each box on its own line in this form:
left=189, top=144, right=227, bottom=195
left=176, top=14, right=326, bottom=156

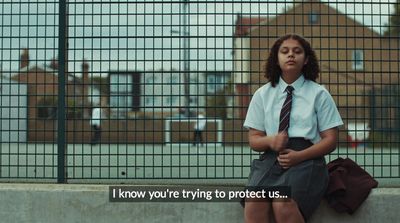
left=26, top=119, right=251, bottom=145
left=0, top=183, right=398, bottom=223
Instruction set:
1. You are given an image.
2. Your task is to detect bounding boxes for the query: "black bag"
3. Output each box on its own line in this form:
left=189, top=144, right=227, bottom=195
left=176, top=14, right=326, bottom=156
left=325, top=157, right=378, bottom=214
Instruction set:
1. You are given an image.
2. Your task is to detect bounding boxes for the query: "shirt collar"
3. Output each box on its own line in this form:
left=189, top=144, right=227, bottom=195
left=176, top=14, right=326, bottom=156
left=278, top=74, right=305, bottom=93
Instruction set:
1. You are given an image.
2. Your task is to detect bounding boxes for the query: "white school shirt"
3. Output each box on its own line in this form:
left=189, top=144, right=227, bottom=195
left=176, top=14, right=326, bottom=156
left=194, top=114, right=207, bottom=131
left=243, top=75, right=343, bottom=144
left=90, top=107, right=103, bottom=127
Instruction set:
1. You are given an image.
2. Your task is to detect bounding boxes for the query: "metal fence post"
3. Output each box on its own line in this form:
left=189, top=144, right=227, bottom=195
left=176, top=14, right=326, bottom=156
left=57, top=0, right=67, bottom=183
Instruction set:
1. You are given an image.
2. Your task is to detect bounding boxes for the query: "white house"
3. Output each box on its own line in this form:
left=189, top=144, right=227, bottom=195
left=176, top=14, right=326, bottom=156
left=141, top=71, right=206, bottom=116
left=109, top=70, right=235, bottom=118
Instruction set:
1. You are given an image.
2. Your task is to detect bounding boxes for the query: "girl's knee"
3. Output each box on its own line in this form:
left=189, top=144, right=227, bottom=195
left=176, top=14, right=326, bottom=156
left=244, top=199, right=271, bottom=223
left=272, top=199, right=300, bottom=219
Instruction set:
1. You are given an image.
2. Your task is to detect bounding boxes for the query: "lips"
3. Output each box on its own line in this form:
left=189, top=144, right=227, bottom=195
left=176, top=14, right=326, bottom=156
left=286, top=61, right=296, bottom=64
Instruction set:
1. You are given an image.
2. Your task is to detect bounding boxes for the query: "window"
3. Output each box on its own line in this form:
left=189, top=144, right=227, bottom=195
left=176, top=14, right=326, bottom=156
left=145, top=97, right=152, bottom=106
left=37, top=106, right=57, bottom=119
left=37, top=97, right=57, bottom=119
left=109, top=72, right=141, bottom=112
left=308, top=11, right=319, bottom=24
left=352, top=50, right=364, bottom=71
left=165, top=96, right=177, bottom=105
left=110, top=74, right=132, bottom=111
left=171, top=76, right=179, bottom=84
left=154, top=96, right=161, bottom=105
left=170, top=96, right=178, bottom=104
left=207, top=74, right=226, bottom=93
left=190, top=97, right=198, bottom=104
left=207, top=76, right=216, bottom=93
left=145, top=76, right=153, bottom=84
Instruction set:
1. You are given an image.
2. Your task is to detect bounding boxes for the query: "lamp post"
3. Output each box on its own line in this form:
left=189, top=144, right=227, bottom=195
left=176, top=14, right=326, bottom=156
left=172, top=0, right=190, bottom=117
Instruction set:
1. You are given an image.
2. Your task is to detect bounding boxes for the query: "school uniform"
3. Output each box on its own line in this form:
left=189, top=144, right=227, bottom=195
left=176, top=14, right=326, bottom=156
left=90, top=107, right=103, bottom=145
left=243, top=75, right=343, bottom=220
left=193, top=114, right=206, bottom=145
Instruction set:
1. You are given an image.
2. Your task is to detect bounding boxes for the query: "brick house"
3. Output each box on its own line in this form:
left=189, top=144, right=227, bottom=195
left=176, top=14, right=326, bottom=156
left=232, top=0, right=400, bottom=140
left=10, top=49, right=99, bottom=141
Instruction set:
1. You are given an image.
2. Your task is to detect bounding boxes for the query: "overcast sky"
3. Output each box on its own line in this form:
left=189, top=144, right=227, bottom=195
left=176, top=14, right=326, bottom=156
left=0, top=0, right=397, bottom=77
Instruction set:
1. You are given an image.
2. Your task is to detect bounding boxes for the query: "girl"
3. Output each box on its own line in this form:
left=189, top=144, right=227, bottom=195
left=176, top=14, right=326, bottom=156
left=243, top=34, right=343, bottom=223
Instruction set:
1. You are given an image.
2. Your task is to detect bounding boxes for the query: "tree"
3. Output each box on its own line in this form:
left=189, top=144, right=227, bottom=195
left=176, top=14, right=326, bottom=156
left=90, top=76, right=109, bottom=95
left=205, top=80, right=234, bottom=119
left=206, top=90, right=227, bottom=119
left=384, top=1, right=400, bottom=36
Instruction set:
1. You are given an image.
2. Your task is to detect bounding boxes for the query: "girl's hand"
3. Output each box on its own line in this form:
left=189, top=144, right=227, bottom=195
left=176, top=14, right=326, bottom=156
left=277, top=149, right=304, bottom=169
left=270, top=132, right=289, bottom=152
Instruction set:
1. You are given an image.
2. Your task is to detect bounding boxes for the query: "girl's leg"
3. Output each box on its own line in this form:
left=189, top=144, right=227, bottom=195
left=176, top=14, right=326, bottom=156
left=272, top=199, right=305, bottom=223
left=199, top=131, right=204, bottom=145
left=244, top=199, right=272, bottom=223
left=195, top=131, right=200, bottom=144
left=192, top=131, right=197, bottom=145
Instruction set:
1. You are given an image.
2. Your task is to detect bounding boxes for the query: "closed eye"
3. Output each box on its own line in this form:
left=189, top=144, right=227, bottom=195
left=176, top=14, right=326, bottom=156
left=279, top=47, right=304, bottom=54
left=294, top=48, right=303, bottom=54
left=280, top=48, right=289, bottom=54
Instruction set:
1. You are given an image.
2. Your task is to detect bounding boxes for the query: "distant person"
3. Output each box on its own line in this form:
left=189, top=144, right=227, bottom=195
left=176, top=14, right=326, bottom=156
left=192, top=112, right=206, bottom=146
left=179, top=108, right=186, bottom=117
left=90, top=107, right=104, bottom=145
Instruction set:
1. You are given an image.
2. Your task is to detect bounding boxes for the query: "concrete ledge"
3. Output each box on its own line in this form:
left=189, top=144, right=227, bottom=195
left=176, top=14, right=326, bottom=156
left=0, top=184, right=398, bottom=223
left=310, top=188, right=400, bottom=223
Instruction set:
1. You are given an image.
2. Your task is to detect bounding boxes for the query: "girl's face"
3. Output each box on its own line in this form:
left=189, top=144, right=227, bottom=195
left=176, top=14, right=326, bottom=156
left=277, top=38, right=308, bottom=75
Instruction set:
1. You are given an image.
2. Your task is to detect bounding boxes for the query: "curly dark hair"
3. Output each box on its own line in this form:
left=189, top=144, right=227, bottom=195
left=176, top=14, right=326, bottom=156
left=264, top=34, right=320, bottom=87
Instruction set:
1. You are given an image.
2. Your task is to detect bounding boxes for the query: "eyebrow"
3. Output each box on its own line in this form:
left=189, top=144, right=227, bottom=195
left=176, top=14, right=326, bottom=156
left=280, top=46, right=303, bottom=50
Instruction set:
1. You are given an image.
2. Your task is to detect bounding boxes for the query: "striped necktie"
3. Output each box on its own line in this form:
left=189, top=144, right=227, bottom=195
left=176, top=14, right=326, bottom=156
left=278, top=86, right=295, bottom=132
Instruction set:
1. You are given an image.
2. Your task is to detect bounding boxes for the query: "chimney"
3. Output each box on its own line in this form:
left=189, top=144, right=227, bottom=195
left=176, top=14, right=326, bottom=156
left=82, top=60, right=89, bottom=85
left=293, top=0, right=314, bottom=5
left=82, top=60, right=90, bottom=118
left=20, top=48, right=29, bottom=69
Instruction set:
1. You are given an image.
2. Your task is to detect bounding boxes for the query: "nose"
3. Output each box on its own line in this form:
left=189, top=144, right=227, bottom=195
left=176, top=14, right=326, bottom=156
left=288, top=50, right=294, bottom=57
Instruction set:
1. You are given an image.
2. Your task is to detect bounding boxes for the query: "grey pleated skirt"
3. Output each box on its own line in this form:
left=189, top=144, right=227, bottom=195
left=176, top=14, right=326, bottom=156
left=245, top=138, right=329, bottom=220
